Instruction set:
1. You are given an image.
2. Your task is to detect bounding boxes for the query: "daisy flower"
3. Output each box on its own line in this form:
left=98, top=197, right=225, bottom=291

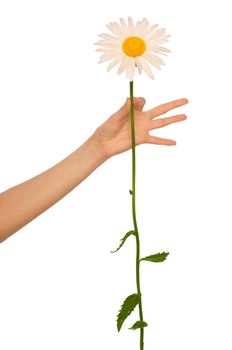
left=93, top=16, right=173, bottom=350
left=94, top=17, right=171, bottom=80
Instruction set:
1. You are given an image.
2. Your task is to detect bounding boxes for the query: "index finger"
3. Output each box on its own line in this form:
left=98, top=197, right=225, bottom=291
left=146, top=98, right=189, bottom=119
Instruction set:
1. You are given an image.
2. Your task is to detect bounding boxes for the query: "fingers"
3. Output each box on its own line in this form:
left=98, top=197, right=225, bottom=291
left=145, top=111, right=187, bottom=145
left=146, top=135, right=176, bottom=146
left=150, top=114, right=187, bottom=130
left=146, top=98, right=189, bottom=119
left=119, top=96, right=146, bottom=113
left=109, top=96, right=146, bottom=123
left=134, top=97, right=146, bottom=112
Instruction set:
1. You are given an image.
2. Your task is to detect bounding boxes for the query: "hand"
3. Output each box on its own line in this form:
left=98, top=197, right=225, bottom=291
left=94, top=96, right=189, bottom=158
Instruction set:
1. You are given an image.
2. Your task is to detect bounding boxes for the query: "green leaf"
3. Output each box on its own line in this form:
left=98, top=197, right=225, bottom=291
left=117, top=293, right=140, bottom=332
left=129, top=189, right=133, bottom=195
left=140, top=251, right=169, bottom=263
left=129, top=320, right=148, bottom=330
left=110, top=230, right=135, bottom=253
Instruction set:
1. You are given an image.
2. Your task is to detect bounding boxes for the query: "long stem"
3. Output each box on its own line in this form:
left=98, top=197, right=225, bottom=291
left=130, top=80, right=144, bottom=350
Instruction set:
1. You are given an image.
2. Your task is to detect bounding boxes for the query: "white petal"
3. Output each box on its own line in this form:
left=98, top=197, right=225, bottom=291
left=127, top=17, right=135, bottom=35
left=142, top=24, right=159, bottom=39
left=152, top=54, right=165, bottom=66
left=142, top=52, right=163, bottom=70
left=117, top=55, right=128, bottom=75
left=106, top=22, right=125, bottom=40
left=137, top=18, right=149, bottom=36
left=148, top=35, right=171, bottom=46
left=94, top=40, right=121, bottom=48
left=147, top=50, right=168, bottom=57
left=99, top=52, right=123, bottom=63
left=119, top=18, right=130, bottom=37
left=149, top=45, right=171, bottom=55
left=147, top=35, right=171, bottom=45
left=96, top=48, right=122, bottom=55
left=126, top=57, right=135, bottom=80
left=155, top=46, right=171, bottom=53
left=110, top=22, right=127, bottom=39
left=98, top=33, right=121, bottom=43
left=137, top=56, right=155, bottom=79
left=156, top=35, right=171, bottom=45
left=134, top=20, right=142, bottom=36
left=107, top=57, right=122, bottom=72
left=145, top=28, right=166, bottom=41
left=135, top=57, right=142, bottom=75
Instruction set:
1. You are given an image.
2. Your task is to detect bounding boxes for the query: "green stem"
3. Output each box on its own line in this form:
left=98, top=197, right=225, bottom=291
left=130, top=80, right=144, bottom=350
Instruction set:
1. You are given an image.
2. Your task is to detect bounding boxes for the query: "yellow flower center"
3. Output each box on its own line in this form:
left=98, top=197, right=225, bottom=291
left=122, top=36, right=146, bottom=57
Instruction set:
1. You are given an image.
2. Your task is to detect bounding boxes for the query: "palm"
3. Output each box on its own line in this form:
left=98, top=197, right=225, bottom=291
left=102, top=110, right=148, bottom=152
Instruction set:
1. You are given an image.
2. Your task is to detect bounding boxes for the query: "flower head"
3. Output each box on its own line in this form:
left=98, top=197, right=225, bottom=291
left=94, top=17, right=171, bottom=80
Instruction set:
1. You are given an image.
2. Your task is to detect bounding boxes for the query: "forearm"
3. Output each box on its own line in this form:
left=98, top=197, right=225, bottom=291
left=0, top=133, right=107, bottom=242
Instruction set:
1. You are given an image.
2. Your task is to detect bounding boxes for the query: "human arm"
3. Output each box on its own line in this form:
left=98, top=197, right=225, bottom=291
left=0, top=96, right=188, bottom=243
left=0, top=134, right=107, bottom=243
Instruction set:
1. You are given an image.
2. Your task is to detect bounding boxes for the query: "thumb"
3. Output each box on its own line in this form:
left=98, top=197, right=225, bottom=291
left=124, top=97, right=145, bottom=109
left=123, top=97, right=138, bottom=109
left=110, top=97, right=138, bottom=123
left=113, top=97, right=131, bottom=119
left=123, top=97, right=131, bottom=109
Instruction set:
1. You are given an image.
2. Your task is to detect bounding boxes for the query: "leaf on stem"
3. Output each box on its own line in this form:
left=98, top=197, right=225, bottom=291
left=129, top=189, right=133, bottom=195
left=117, top=293, right=140, bottom=332
left=110, top=230, right=135, bottom=253
left=140, top=252, right=169, bottom=263
left=129, top=320, right=148, bottom=330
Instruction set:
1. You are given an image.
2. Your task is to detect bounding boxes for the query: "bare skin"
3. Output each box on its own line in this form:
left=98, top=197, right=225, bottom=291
left=0, top=97, right=188, bottom=243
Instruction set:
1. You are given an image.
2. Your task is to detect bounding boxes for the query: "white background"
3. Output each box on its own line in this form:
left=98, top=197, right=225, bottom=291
left=0, top=0, right=232, bottom=349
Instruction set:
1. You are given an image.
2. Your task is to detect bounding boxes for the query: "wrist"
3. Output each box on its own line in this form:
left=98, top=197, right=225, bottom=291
left=84, top=132, right=110, bottom=165
left=90, top=130, right=112, bottom=162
